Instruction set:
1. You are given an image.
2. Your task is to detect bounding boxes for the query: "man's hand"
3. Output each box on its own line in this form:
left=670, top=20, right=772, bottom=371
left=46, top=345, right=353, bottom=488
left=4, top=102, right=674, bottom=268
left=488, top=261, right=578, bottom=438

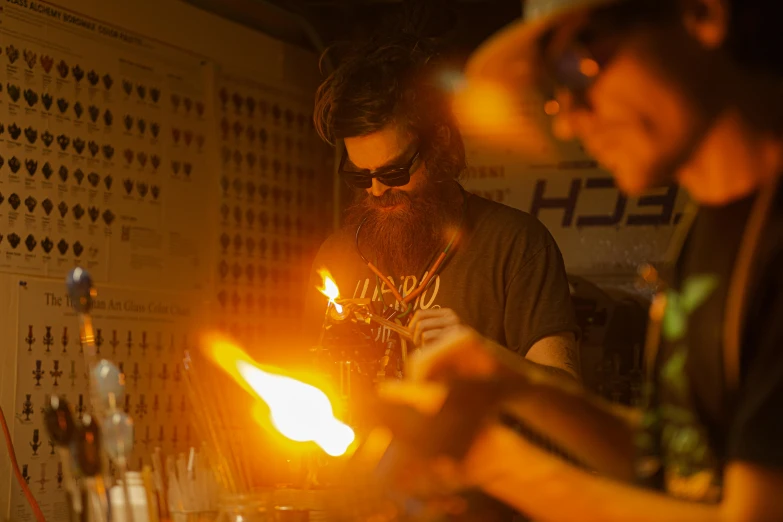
left=378, top=328, right=561, bottom=498
left=382, top=325, right=639, bottom=482
left=408, top=308, right=462, bottom=347
left=405, top=324, right=506, bottom=381
left=378, top=326, right=523, bottom=494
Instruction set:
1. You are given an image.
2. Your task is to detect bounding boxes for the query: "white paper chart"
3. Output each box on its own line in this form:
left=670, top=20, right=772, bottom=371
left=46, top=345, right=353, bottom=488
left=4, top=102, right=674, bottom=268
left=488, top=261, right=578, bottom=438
left=11, top=279, right=200, bottom=522
left=0, top=1, right=335, bottom=520
left=0, top=0, right=213, bottom=291
left=212, top=74, right=333, bottom=346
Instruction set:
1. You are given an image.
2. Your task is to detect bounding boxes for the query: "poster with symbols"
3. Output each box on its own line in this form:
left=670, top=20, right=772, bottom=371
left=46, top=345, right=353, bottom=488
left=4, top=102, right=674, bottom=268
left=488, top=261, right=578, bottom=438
left=212, top=74, right=333, bottom=348
left=11, top=279, right=201, bottom=522
left=0, top=0, right=213, bottom=290
left=1, top=0, right=337, bottom=518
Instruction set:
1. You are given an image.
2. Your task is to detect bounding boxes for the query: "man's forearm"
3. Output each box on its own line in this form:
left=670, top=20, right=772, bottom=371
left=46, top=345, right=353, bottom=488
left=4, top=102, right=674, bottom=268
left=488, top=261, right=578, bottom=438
left=483, top=432, right=721, bottom=522
left=499, top=378, right=638, bottom=480
left=493, top=340, right=638, bottom=480
left=524, top=332, right=582, bottom=381
left=526, top=360, right=579, bottom=381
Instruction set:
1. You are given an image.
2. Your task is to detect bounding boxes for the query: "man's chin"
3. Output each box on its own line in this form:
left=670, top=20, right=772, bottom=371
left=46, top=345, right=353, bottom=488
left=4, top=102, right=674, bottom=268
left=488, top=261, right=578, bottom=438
left=614, top=173, right=651, bottom=196
left=610, top=160, right=674, bottom=196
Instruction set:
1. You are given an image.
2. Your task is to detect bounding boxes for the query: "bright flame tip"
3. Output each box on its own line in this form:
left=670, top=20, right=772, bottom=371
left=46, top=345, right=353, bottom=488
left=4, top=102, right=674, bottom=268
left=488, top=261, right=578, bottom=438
left=316, top=268, right=343, bottom=313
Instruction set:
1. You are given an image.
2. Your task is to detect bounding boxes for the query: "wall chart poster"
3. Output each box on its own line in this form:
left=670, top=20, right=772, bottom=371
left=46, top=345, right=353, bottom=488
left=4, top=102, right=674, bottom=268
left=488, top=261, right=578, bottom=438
left=212, top=73, right=333, bottom=346
left=0, top=0, right=213, bottom=291
left=10, top=279, right=200, bottom=522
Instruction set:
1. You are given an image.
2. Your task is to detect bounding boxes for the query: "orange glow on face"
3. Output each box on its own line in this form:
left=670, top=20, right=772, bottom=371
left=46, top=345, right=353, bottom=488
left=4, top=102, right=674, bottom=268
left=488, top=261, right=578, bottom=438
left=544, top=100, right=561, bottom=116
left=317, top=268, right=343, bottom=314
left=452, top=78, right=555, bottom=159
left=579, top=58, right=600, bottom=78
left=203, top=335, right=355, bottom=457
left=453, top=81, right=517, bottom=136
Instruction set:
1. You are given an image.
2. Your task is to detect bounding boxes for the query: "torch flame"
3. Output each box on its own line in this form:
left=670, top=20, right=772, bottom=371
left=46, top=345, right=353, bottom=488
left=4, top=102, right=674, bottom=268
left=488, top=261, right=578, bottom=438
left=204, top=335, right=355, bottom=457
left=237, top=362, right=355, bottom=457
left=317, top=268, right=343, bottom=313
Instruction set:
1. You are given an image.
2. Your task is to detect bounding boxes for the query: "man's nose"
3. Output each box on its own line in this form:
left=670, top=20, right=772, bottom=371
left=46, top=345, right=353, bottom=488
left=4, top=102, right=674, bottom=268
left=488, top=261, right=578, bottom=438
left=369, top=178, right=390, bottom=197
left=550, top=89, right=589, bottom=141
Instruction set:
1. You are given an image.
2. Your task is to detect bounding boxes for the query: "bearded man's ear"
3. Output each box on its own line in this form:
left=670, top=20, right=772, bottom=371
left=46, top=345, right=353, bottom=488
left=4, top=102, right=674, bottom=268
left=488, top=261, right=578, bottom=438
left=436, top=125, right=451, bottom=146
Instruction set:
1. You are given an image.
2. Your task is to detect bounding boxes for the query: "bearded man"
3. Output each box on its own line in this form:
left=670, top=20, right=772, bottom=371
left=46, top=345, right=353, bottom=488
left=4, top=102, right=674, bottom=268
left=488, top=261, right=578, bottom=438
left=303, top=33, right=581, bottom=381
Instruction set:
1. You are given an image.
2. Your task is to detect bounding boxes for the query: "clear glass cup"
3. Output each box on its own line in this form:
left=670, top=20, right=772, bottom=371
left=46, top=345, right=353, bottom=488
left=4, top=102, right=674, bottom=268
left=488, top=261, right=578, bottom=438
left=216, top=493, right=270, bottom=522
left=273, top=506, right=310, bottom=522
left=214, top=490, right=330, bottom=521
left=170, top=511, right=219, bottom=522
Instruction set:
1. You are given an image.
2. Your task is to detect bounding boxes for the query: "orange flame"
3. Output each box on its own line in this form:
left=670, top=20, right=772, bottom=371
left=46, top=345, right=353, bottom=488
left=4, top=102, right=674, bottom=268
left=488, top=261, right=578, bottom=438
left=452, top=78, right=555, bottom=159
left=203, top=335, right=355, bottom=457
left=317, top=268, right=343, bottom=313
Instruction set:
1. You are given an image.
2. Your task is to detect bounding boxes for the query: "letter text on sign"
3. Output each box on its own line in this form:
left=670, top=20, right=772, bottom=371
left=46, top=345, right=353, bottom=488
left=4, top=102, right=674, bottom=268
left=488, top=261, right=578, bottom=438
left=577, top=177, right=627, bottom=227
left=530, top=179, right=581, bottom=227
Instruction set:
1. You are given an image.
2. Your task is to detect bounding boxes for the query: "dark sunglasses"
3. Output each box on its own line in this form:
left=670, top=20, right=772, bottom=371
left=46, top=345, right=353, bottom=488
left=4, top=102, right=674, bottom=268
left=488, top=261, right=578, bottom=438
left=339, top=149, right=420, bottom=190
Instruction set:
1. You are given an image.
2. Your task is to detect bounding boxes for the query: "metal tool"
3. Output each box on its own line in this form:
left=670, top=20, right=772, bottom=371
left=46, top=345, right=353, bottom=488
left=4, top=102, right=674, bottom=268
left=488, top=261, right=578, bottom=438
left=318, top=296, right=414, bottom=405
left=331, top=298, right=414, bottom=343
left=66, top=268, right=98, bottom=364
left=65, top=270, right=106, bottom=425
left=364, top=313, right=414, bottom=343
left=102, top=411, right=136, bottom=522
left=330, top=299, right=413, bottom=347
left=92, top=360, right=125, bottom=412
left=43, top=395, right=82, bottom=520
left=66, top=268, right=135, bottom=522
left=72, top=414, right=107, bottom=522
left=101, top=412, right=133, bottom=463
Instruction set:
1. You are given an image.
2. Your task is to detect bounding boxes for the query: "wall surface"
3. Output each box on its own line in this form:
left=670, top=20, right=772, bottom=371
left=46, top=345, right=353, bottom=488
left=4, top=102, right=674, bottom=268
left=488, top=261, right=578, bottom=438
left=0, top=0, right=333, bottom=519
left=461, top=138, right=688, bottom=284
left=457, top=91, right=688, bottom=285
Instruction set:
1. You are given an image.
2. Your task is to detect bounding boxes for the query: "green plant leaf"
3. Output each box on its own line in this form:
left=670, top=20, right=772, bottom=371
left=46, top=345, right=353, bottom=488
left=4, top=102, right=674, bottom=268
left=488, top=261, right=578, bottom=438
left=641, top=410, right=659, bottom=428
left=680, top=274, right=719, bottom=313
left=660, top=351, right=689, bottom=398
left=635, top=432, right=655, bottom=450
left=662, top=291, right=687, bottom=341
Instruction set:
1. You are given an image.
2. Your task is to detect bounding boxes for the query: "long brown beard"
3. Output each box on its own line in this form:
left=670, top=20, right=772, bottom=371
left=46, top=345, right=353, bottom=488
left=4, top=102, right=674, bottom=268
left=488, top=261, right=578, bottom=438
left=344, top=179, right=463, bottom=277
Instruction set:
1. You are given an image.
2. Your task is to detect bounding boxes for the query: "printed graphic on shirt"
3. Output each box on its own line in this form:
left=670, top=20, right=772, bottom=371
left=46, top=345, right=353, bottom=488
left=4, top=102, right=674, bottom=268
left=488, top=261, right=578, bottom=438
left=637, top=274, right=722, bottom=503
left=351, top=274, right=442, bottom=343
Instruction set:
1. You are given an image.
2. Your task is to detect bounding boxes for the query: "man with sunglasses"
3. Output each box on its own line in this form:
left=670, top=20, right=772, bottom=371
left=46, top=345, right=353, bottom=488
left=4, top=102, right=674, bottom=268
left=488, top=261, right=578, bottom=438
left=384, top=0, right=783, bottom=519
left=304, top=33, right=581, bottom=382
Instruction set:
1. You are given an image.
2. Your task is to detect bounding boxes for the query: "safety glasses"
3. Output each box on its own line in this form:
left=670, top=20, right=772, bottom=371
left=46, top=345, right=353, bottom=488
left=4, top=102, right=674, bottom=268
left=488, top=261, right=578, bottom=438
left=538, top=0, right=671, bottom=106
left=339, top=149, right=420, bottom=190
left=539, top=23, right=625, bottom=103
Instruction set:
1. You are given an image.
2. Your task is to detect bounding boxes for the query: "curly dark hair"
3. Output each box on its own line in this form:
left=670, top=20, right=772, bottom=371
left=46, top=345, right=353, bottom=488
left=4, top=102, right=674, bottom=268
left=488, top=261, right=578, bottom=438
left=313, top=32, right=466, bottom=181
left=723, top=0, right=783, bottom=77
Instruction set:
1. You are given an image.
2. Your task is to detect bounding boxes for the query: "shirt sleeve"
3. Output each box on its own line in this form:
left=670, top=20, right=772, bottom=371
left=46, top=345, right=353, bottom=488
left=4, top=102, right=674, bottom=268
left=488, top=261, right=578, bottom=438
left=504, top=239, right=580, bottom=356
left=727, top=252, right=783, bottom=468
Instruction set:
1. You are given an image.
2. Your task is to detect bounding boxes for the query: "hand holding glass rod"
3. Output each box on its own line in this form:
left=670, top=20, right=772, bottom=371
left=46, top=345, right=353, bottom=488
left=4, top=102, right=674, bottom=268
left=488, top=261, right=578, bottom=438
left=332, top=298, right=415, bottom=343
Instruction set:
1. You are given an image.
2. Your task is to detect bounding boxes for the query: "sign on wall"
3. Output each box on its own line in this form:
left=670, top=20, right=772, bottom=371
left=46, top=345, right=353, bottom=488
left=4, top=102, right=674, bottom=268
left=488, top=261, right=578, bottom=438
left=10, top=279, right=200, bottom=521
left=0, top=0, right=332, bottom=519
left=0, top=0, right=213, bottom=290
left=461, top=141, right=689, bottom=278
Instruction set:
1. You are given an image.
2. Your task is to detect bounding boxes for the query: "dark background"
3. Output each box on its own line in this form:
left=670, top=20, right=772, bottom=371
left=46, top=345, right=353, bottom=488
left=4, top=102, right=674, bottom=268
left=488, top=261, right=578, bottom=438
left=183, top=0, right=522, bottom=62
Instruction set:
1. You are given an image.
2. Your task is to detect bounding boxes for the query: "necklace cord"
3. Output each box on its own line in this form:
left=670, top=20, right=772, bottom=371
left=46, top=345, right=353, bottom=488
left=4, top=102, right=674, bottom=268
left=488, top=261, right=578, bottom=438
left=354, top=187, right=469, bottom=317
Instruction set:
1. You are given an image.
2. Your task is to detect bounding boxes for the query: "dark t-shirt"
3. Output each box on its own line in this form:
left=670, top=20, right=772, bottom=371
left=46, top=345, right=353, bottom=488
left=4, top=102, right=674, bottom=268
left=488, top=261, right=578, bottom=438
left=303, top=193, right=579, bottom=354
left=637, top=184, right=783, bottom=501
